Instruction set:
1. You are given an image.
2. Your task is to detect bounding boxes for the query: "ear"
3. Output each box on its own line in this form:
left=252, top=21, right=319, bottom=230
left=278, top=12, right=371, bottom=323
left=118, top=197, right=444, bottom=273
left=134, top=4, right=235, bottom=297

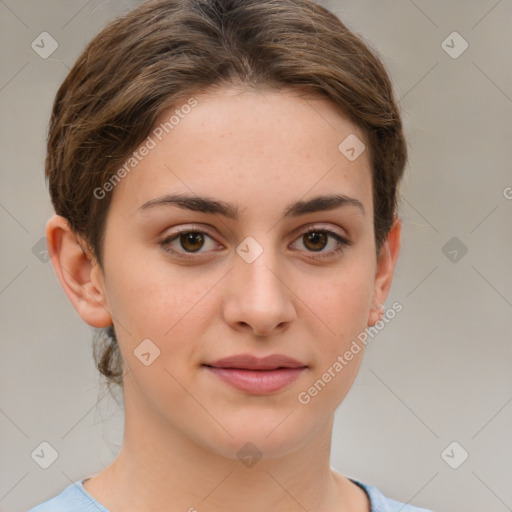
left=46, top=214, right=112, bottom=328
left=367, top=215, right=402, bottom=326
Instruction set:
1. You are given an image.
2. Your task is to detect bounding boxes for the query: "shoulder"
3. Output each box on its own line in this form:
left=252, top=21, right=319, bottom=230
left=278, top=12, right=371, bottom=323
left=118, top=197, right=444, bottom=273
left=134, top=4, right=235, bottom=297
left=27, top=479, right=110, bottom=512
left=351, top=479, right=433, bottom=512
left=28, top=477, right=432, bottom=512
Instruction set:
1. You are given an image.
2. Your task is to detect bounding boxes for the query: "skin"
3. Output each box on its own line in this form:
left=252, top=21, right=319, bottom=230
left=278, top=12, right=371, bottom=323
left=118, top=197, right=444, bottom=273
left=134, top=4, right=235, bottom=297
left=47, top=85, right=401, bottom=512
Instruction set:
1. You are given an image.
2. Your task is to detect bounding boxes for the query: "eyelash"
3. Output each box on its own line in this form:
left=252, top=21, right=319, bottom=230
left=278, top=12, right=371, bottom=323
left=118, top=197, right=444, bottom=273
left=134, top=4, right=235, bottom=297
left=160, top=226, right=351, bottom=261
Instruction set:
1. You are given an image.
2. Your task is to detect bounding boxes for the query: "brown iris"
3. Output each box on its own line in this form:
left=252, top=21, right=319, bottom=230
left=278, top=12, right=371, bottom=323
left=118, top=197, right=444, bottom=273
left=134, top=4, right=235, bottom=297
left=179, top=232, right=205, bottom=252
left=303, top=231, right=327, bottom=251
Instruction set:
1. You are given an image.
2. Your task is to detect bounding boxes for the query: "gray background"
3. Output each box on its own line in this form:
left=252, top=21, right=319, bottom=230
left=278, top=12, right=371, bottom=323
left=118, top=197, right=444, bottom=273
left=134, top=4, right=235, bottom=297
left=1, top=1, right=511, bottom=511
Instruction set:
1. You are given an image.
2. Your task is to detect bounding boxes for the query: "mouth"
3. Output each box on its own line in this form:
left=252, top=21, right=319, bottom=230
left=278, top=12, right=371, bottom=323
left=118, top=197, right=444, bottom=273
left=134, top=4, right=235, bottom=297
left=202, top=354, right=308, bottom=394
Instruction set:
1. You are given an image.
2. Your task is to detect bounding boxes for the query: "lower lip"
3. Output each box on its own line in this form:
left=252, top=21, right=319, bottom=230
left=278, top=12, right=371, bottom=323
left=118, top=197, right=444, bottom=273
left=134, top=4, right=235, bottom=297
left=204, top=366, right=307, bottom=394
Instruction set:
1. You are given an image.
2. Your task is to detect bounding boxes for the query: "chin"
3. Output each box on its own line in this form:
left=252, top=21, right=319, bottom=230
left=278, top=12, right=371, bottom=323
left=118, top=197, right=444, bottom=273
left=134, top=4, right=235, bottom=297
left=195, top=410, right=318, bottom=463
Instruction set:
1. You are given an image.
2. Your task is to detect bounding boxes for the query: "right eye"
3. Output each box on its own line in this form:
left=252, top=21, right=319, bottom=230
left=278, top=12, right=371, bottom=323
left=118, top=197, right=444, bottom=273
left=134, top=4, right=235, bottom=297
left=160, top=228, right=222, bottom=258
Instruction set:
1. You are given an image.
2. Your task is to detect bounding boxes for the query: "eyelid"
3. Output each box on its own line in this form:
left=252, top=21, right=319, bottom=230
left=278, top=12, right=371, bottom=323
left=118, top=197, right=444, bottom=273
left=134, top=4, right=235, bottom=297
left=290, top=222, right=350, bottom=242
left=164, top=223, right=216, bottom=237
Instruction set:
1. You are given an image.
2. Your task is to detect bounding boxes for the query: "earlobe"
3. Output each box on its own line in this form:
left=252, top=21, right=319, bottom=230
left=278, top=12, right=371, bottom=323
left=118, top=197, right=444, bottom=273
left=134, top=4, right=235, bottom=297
left=367, top=215, right=402, bottom=326
left=46, top=214, right=113, bottom=328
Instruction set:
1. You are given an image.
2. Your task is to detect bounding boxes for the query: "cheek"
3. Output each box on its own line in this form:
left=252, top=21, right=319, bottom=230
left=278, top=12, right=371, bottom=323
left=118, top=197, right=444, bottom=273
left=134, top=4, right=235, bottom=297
left=294, top=267, right=372, bottom=411
left=105, top=267, right=180, bottom=337
left=104, top=253, right=218, bottom=358
left=299, top=260, right=375, bottom=345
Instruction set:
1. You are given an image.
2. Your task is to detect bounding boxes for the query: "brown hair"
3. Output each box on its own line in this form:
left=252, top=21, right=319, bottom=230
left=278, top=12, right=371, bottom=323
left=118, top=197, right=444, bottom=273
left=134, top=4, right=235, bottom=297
left=45, top=0, right=407, bottom=391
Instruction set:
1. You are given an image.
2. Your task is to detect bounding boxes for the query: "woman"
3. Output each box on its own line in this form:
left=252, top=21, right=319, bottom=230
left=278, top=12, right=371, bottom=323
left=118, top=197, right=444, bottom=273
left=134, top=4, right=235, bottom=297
left=29, top=0, right=432, bottom=510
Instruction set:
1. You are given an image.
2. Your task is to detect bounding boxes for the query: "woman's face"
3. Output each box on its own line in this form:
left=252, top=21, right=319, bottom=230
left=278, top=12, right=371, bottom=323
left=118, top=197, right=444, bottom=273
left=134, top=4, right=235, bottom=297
left=92, top=86, right=399, bottom=459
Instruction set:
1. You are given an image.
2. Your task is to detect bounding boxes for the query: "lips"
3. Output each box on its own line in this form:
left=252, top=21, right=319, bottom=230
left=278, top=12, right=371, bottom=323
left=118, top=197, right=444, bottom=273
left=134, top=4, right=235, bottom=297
left=205, top=353, right=306, bottom=370
left=203, top=354, right=307, bottom=394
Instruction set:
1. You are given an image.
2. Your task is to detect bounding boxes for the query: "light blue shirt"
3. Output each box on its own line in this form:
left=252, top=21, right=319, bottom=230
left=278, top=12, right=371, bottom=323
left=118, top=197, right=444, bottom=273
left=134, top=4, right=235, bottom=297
left=27, top=477, right=432, bottom=512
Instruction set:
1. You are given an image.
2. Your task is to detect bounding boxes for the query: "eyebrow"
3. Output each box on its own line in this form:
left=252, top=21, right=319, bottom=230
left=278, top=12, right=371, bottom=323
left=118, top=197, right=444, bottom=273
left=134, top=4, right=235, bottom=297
left=137, top=193, right=365, bottom=219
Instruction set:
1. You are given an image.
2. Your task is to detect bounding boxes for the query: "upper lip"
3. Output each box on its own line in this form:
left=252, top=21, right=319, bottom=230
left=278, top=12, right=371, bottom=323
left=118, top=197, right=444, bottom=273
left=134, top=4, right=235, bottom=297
left=204, top=354, right=307, bottom=370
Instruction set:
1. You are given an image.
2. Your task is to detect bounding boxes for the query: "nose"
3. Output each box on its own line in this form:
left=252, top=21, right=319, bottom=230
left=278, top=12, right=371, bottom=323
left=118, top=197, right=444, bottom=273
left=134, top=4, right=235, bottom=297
left=222, top=245, right=297, bottom=337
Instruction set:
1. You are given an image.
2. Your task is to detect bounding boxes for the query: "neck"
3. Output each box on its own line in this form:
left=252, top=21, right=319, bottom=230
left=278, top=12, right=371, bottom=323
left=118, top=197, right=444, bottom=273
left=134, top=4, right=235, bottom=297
left=84, top=380, right=369, bottom=512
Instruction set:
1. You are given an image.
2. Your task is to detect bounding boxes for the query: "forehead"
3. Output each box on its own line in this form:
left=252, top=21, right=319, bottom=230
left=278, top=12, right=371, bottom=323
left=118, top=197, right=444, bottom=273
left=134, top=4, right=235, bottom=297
left=109, top=86, right=373, bottom=219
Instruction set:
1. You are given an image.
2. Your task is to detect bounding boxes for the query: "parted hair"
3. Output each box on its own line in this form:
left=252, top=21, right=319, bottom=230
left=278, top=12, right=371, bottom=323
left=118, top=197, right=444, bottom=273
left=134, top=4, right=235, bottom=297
left=45, top=0, right=408, bottom=391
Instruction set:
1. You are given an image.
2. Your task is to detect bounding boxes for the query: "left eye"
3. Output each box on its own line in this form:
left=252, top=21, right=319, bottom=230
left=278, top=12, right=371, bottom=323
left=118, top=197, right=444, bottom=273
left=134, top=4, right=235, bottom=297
left=290, top=229, right=350, bottom=259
